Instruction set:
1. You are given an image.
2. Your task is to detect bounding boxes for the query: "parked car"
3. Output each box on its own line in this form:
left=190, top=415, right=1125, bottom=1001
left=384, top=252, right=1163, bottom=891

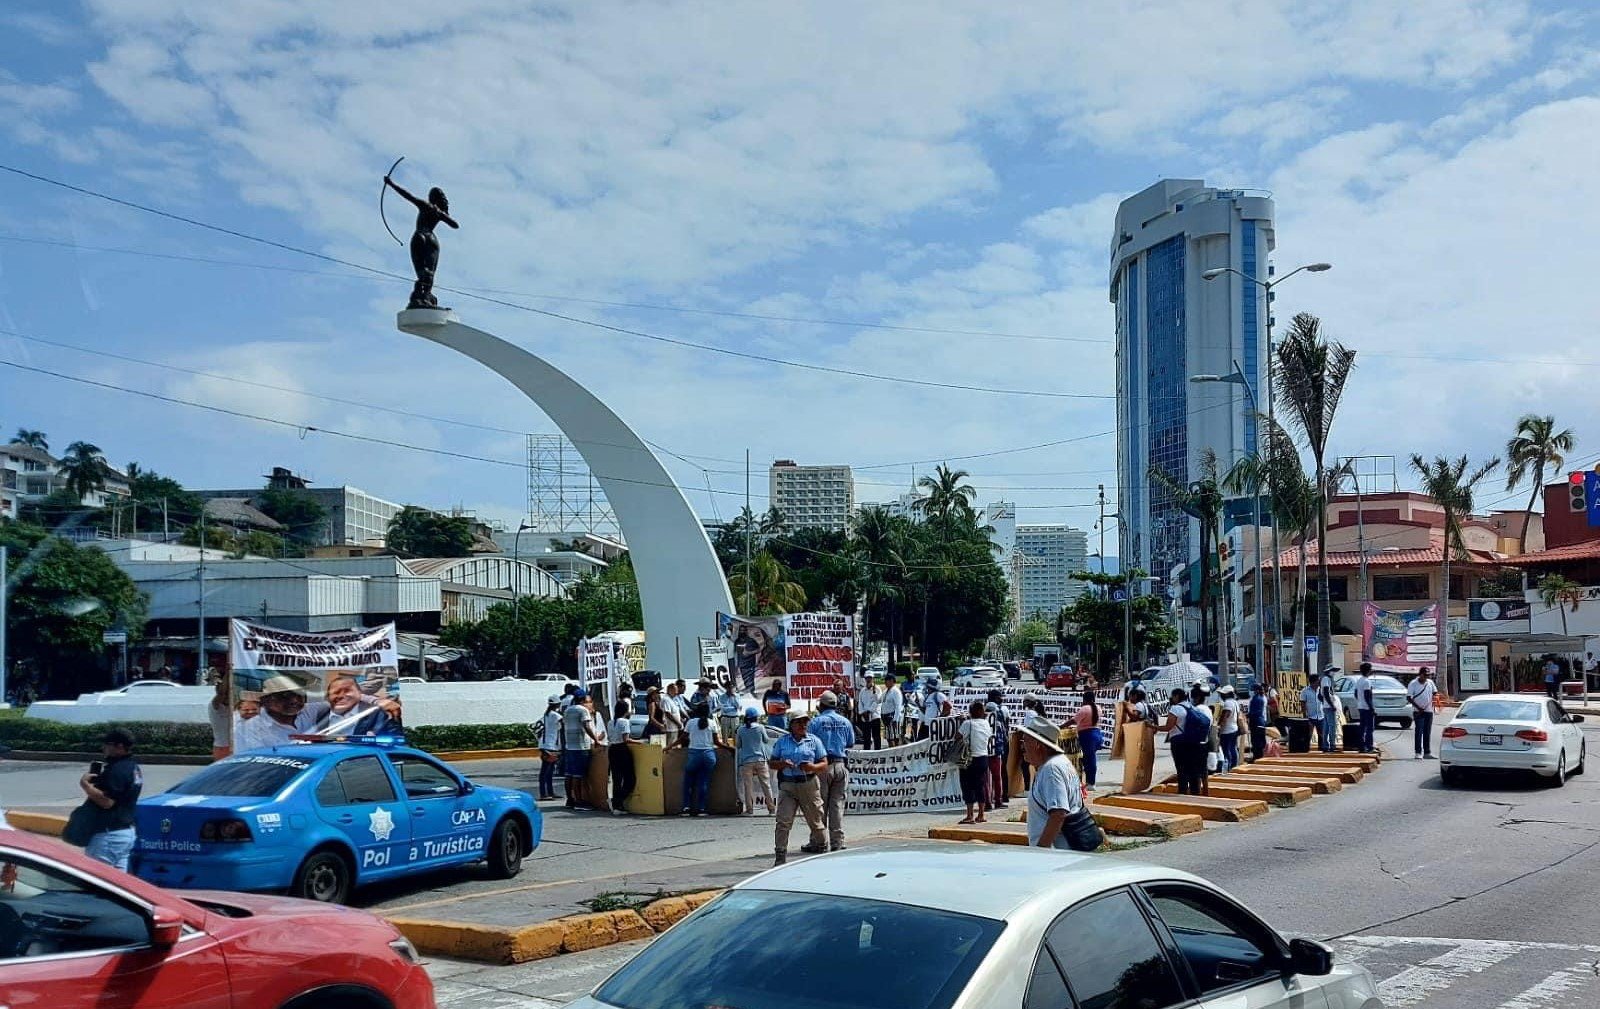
left=913, top=667, right=944, bottom=690
left=1044, top=665, right=1076, bottom=689
left=1335, top=674, right=1413, bottom=728
left=134, top=740, right=541, bottom=904
left=574, top=845, right=1378, bottom=1009
left=1441, top=693, right=1587, bottom=787
left=953, top=666, right=1005, bottom=689
left=1001, top=661, right=1022, bottom=680
left=0, top=827, right=434, bottom=1009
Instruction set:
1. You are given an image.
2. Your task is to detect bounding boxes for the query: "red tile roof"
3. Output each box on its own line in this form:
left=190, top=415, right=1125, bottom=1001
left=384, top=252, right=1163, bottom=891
left=1259, top=543, right=1502, bottom=570
left=1503, top=540, right=1600, bottom=565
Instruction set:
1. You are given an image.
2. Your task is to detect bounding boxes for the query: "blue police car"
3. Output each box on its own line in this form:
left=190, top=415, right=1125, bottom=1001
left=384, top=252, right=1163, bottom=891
left=133, top=740, right=541, bottom=903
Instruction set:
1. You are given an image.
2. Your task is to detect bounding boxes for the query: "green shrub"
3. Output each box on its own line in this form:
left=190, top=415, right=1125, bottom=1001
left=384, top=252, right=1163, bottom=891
left=405, top=723, right=542, bottom=752
left=0, top=719, right=541, bottom=756
left=893, top=662, right=916, bottom=678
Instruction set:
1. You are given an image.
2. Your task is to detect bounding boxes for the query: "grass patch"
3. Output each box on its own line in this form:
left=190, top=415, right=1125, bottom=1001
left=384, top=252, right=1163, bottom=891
left=582, top=889, right=696, bottom=914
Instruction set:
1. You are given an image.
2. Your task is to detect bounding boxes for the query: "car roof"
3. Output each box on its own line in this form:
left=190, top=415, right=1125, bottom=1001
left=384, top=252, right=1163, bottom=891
left=234, top=742, right=429, bottom=762
left=738, top=844, right=1200, bottom=920
left=1460, top=693, right=1547, bottom=703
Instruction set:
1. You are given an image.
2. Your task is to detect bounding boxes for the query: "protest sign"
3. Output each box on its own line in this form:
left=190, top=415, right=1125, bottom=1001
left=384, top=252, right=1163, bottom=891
left=699, top=637, right=729, bottom=678
left=717, top=612, right=785, bottom=694
left=780, top=612, right=854, bottom=701
left=844, top=715, right=963, bottom=812
left=579, top=638, right=617, bottom=701
left=227, top=619, right=399, bottom=747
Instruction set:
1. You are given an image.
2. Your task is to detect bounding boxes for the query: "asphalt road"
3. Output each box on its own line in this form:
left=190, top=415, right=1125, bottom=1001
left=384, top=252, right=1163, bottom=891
left=430, top=720, right=1600, bottom=1009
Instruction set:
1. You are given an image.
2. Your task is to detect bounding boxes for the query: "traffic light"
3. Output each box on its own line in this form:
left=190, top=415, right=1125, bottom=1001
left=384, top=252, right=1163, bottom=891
left=1570, top=472, right=1587, bottom=512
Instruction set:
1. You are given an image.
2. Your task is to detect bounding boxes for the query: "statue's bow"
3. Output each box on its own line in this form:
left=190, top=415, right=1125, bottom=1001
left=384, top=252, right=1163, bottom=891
left=380, top=155, right=406, bottom=247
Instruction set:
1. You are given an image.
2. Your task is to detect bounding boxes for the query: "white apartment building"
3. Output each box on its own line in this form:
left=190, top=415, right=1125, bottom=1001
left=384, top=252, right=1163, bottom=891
left=1, top=441, right=131, bottom=518
left=769, top=460, right=855, bottom=534
left=1016, top=523, right=1090, bottom=621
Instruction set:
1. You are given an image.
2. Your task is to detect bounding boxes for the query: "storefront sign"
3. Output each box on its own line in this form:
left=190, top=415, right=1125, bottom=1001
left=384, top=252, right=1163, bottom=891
left=1364, top=603, right=1440, bottom=671
left=1458, top=644, right=1491, bottom=692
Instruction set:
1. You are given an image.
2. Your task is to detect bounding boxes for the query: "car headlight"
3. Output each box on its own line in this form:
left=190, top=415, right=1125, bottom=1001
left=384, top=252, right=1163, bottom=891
left=389, top=935, right=423, bottom=964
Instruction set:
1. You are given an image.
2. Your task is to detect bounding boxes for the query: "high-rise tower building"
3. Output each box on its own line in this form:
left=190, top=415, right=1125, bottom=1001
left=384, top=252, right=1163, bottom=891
left=769, top=460, right=855, bottom=533
left=1110, top=179, right=1274, bottom=582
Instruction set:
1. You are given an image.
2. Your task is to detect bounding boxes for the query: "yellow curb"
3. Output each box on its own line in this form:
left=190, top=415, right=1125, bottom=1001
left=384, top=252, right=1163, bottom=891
left=1088, top=802, right=1204, bottom=838
left=1153, top=782, right=1311, bottom=806
left=559, top=909, right=655, bottom=953
left=1234, top=763, right=1361, bottom=785
left=427, top=747, right=545, bottom=762
left=7, top=811, right=67, bottom=837
left=928, top=822, right=1030, bottom=845
left=1097, top=793, right=1268, bottom=822
left=1252, top=758, right=1370, bottom=780
left=1214, top=772, right=1341, bottom=794
left=1265, top=754, right=1381, bottom=771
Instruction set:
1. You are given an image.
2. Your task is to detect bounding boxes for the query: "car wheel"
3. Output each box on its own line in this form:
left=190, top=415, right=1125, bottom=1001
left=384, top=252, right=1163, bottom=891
left=1440, top=766, right=1458, bottom=787
left=291, top=850, right=352, bottom=904
left=487, top=818, right=524, bottom=878
left=1399, top=718, right=1412, bottom=730
left=1575, top=742, right=1587, bottom=776
left=1547, top=753, right=1567, bottom=789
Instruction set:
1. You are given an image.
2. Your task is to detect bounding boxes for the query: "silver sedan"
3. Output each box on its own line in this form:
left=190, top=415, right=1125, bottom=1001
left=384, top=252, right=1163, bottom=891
left=566, top=845, right=1382, bottom=1009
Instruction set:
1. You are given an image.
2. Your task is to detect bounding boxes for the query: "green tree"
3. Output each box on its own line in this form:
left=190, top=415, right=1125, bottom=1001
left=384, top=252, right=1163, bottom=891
left=1505, top=414, right=1575, bottom=552
left=1411, top=453, right=1500, bottom=693
left=385, top=506, right=475, bottom=557
left=1537, top=573, right=1582, bottom=636
left=1274, top=313, right=1357, bottom=665
left=12, top=429, right=48, bottom=450
left=1003, top=618, right=1054, bottom=658
left=0, top=520, right=148, bottom=692
left=1150, top=449, right=1225, bottom=662
left=180, top=523, right=284, bottom=558
left=257, top=486, right=329, bottom=549
left=727, top=552, right=808, bottom=615
left=850, top=505, right=909, bottom=656
left=1061, top=570, right=1178, bottom=675
left=126, top=469, right=205, bottom=536
left=915, top=463, right=977, bottom=528
left=60, top=441, right=108, bottom=503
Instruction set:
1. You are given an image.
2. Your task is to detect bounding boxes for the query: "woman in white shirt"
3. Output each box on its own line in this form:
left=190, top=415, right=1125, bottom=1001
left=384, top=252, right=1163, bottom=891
left=957, top=700, right=994, bottom=824
left=674, top=703, right=727, bottom=816
left=607, top=700, right=639, bottom=815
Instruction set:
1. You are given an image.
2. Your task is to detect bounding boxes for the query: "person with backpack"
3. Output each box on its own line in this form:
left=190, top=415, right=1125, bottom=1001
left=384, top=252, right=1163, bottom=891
left=1164, top=687, right=1211, bottom=795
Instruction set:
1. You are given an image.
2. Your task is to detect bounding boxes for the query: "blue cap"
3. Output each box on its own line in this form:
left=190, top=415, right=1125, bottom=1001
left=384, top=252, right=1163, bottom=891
left=572, top=688, right=589, bottom=700
left=744, top=707, right=760, bottom=720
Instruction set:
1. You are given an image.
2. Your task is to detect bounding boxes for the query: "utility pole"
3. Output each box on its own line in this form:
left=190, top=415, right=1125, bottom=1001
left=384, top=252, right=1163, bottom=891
left=744, top=449, right=752, bottom=614
left=162, top=497, right=169, bottom=539
left=512, top=521, right=530, bottom=677
left=1097, top=485, right=1108, bottom=574
left=196, top=509, right=207, bottom=681
left=0, top=545, right=9, bottom=708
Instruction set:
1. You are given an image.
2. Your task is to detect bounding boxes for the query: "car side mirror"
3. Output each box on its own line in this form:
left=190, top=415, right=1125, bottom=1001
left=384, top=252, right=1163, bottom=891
left=1571, top=714, right=1586, bottom=724
left=149, top=906, right=185, bottom=948
left=459, top=780, right=475, bottom=795
left=1287, top=937, right=1333, bottom=976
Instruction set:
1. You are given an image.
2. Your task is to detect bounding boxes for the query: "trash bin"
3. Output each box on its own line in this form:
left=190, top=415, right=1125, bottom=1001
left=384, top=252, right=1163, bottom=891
left=1341, top=722, right=1363, bottom=752
left=1286, top=717, right=1312, bottom=753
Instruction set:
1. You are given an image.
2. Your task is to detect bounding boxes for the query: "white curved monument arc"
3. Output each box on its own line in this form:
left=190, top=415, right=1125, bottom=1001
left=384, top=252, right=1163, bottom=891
left=397, top=308, right=735, bottom=676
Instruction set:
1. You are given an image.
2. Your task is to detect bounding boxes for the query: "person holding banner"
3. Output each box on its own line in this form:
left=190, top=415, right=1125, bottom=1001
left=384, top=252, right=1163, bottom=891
left=881, top=673, right=904, bottom=745
left=762, top=679, right=791, bottom=731
left=768, top=711, right=829, bottom=865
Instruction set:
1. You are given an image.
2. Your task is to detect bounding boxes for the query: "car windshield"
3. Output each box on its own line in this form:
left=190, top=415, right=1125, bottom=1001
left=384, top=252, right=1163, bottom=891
left=1458, top=699, right=1543, bottom=722
left=166, top=753, right=314, bottom=796
left=1371, top=676, right=1404, bottom=691
left=593, top=889, right=1002, bottom=1009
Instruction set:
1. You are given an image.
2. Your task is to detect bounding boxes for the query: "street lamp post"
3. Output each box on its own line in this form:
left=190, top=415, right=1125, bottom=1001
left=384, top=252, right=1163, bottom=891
left=1200, top=262, right=1331, bottom=680
left=1192, top=362, right=1262, bottom=686
left=512, top=521, right=532, bottom=678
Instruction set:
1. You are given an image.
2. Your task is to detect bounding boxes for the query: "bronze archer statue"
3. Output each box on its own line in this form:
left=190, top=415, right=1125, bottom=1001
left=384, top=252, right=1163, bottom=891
left=384, top=170, right=458, bottom=309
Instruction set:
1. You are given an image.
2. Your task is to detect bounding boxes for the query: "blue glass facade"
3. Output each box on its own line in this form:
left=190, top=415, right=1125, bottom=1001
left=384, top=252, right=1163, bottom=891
left=1121, top=264, right=1142, bottom=567
left=1145, top=235, right=1188, bottom=577
left=1240, top=220, right=1259, bottom=453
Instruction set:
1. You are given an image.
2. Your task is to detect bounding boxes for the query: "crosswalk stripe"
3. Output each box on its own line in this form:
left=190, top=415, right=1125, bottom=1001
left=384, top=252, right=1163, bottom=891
left=1373, top=942, right=1522, bottom=1006
left=1494, top=967, right=1598, bottom=1009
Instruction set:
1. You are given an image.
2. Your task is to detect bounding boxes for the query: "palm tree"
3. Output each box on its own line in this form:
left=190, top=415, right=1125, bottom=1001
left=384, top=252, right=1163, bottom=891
left=12, top=428, right=48, bottom=450
left=915, top=464, right=977, bottom=528
left=60, top=441, right=108, bottom=503
left=1505, top=414, right=1575, bottom=552
left=757, top=507, right=787, bottom=539
left=850, top=505, right=907, bottom=653
left=1274, top=312, right=1357, bottom=666
left=726, top=552, right=808, bottom=615
left=1151, top=450, right=1225, bottom=663
left=1537, top=573, right=1582, bottom=636
left=1410, top=453, right=1500, bottom=694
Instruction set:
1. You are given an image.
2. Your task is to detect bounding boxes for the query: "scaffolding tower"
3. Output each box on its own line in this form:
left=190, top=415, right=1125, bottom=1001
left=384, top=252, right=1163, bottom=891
left=526, top=434, right=619, bottom=537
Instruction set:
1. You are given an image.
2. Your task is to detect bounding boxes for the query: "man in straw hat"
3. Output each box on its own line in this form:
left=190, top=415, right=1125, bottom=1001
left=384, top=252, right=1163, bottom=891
left=768, top=710, right=829, bottom=865
left=1018, top=717, right=1101, bottom=852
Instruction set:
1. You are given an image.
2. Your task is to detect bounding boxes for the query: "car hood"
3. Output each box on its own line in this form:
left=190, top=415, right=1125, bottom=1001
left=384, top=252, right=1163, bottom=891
left=182, top=888, right=375, bottom=919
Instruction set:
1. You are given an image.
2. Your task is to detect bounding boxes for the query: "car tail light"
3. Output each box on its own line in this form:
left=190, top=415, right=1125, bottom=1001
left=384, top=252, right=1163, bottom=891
left=1515, top=729, right=1549, bottom=742
left=199, top=818, right=254, bottom=842
left=1442, top=726, right=1466, bottom=738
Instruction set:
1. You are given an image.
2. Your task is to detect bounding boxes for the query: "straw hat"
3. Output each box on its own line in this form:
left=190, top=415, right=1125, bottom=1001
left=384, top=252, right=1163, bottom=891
left=1017, top=718, right=1065, bottom=754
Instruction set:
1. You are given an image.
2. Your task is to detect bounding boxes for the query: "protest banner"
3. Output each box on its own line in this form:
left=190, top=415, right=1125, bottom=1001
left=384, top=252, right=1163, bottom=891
left=227, top=619, right=399, bottom=747
left=844, top=715, right=963, bottom=812
left=579, top=638, right=617, bottom=702
left=781, top=612, right=854, bottom=701
left=698, top=636, right=729, bottom=678
left=717, top=612, right=785, bottom=694
left=1365, top=603, right=1440, bottom=671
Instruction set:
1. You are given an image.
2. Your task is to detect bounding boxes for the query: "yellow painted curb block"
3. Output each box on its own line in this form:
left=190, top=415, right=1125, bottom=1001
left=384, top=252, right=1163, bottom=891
left=1252, top=759, right=1368, bottom=781
left=1235, top=763, right=1361, bottom=785
left=7, top=811, right=67, bottom=837
left=1088, top=803, right=1204, bottom=838
left=1097, top=793, right=1268, bottom=822
left=428, top=747, right=545, bottom=762
left=1153, top=782, right=1311, bottom=806
left=928, top=822, right=1030, bottom=845
left=559, top=909, right=655, bottom=952
left=1266, top=754, right=1381, bottom=771
left=1216, top=771, right=1341, bottom=794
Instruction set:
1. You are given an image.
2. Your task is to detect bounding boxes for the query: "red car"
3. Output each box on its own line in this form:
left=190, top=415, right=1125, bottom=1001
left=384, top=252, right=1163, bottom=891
left=0, top=828, right=433, bottom=1009
left=1044, top=665, right=1076, bottom=689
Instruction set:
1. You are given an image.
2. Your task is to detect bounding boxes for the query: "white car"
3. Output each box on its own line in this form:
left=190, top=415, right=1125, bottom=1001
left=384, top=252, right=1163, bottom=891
left=1335, top=674, right=1413, bottom=728
left=913, top=666, right=944, bottom=689
left=1441, top=693, right=1588, bottom=787
left=953, top=665, right=1005, bottom=689
left=570, top=846, right=1380, bottom=1009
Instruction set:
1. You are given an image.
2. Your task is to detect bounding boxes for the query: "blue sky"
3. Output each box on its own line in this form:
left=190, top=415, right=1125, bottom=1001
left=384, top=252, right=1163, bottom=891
left=2, top=1, right=1599, bottom=540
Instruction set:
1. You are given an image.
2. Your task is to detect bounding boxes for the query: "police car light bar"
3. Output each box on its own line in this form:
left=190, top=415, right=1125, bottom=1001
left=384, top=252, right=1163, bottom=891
left=286, top=733, right=407, bottom=747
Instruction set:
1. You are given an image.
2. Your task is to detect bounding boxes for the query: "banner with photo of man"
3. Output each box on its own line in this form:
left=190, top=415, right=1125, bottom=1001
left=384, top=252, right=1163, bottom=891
left=228, top=619, right=402, bottom=752
left=717, top=613, right=785, bottom=694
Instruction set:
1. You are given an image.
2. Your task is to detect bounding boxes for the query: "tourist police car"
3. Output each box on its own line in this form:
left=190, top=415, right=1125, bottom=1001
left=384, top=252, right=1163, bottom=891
left=132, top=739, right=541, bottom=903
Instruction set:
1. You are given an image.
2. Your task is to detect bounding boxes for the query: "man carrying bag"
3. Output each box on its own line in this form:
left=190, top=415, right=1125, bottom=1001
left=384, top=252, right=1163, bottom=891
left=65, top=729, right=144, bottom=871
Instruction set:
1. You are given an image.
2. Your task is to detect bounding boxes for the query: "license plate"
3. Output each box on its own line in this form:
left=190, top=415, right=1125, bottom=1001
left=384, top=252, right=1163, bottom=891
left=1480, top=734, right=1502, bottom=746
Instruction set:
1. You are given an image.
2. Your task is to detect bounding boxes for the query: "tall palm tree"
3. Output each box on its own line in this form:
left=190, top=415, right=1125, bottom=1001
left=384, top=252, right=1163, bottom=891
left=1274, top=312, right=1357, bottom=666
left=758, top=506, right=787, bottom=539
left=1505, top=414, right=1575, bottom=552
left=60, top=441, right=108, bottom=503
left=1537, top=573, right=1582, bottom=636
left=915, top=464, right=977, bottom=528
left=1410, top=453, right=1500, bottom=694
left=12, top=428, right=48, bottom=450
left=726, top=552, right=808, bottom=615
left=1151, top=450, right=1225, bottom=663
left=850, top=505, right=906, bottom=652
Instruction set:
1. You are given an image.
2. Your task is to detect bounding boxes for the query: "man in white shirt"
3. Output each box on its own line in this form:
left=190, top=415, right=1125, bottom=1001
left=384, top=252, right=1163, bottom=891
left=1018, top=719, right=1099, bottom=851
left=919, top=680, right=950, bottom=740
left=1299, top=679, right=1324, bottom=752
left=1317, top=666, right=1340, bottom=752
left=880, top=674, right=905, bottom=745
left=1406, top=667, right=1438, bottom=760
left=538, top=695, right=562, bottom=800
left=1351, top=663, right=1376, bottom=753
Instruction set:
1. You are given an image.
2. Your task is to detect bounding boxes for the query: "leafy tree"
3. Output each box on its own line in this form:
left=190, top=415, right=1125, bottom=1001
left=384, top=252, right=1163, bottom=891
left=1060, top=570, right=1178, bottom=675
left=1150, top=449, right=1224, bottom=661
left=1505, top=414, right=1575, bottom=552
left=1537, top=573, right=1583, bottom=636
left=125, top=469, right=205, bottom=536
left=1274, top=313, right=1357, bottom=665
left=1411, top=452, right=1500, bottom=693
left=19, top=489, right=101, bottom=531
left=0, top=520, right=147, bottom=693
left=916, top=463, right=977, bottom=528
left=727, top=552, right=808, bottom=615
left=179, top=523, right=283, bottom=558
left=60, top=441, right=108, bottom=503
left=257, top=486, right=328, bottom=548
left=1476, top=568, right=1524, bottom=599
left=11, top=429, right=47, bottom=450
left=1002, top=618, right=1054, bottom=658
left=385, top=506, right=475, bottom=557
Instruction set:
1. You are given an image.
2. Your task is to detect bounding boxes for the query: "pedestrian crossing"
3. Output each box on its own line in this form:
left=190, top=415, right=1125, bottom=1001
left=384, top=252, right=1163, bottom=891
left=1335, top=935, right=1600, bottom=1008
